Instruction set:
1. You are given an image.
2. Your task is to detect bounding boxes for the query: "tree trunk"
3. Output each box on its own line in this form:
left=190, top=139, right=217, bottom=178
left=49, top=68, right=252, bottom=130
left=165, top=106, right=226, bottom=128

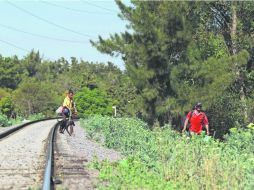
left=27, top=100, right=31, bottom=117
left=231, top=4, right=248, bottom=122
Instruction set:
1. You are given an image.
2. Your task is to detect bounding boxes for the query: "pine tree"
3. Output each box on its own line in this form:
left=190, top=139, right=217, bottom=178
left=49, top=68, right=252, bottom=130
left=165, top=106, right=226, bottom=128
left=92, top=1, right=192, bottom=125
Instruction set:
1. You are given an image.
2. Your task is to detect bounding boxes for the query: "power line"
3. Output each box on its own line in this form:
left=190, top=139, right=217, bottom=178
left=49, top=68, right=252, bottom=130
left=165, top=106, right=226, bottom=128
left=80, top=0, right=118, bottom=14
left=0, top=39, right=29, bottom=52
left=40, top=1, right=114, bottom=15
left=0, top=39, right=55, bottom=60
left=0, top=23, right=90, bottom=44
left=6, top=1, right=94, bottom=39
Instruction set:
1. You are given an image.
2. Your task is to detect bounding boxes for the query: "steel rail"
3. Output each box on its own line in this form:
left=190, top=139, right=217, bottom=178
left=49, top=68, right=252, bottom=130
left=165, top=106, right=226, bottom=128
left=42, top=117, right=79, bottom=189
left=0, top=118, right=58, bottom=139
left=42, top=121, right=59, bottom=190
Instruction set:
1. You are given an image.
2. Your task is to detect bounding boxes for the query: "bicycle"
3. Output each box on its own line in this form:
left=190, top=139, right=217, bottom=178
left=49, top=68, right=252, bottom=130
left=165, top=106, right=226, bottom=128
left=58, top=109, right=75, bottom=136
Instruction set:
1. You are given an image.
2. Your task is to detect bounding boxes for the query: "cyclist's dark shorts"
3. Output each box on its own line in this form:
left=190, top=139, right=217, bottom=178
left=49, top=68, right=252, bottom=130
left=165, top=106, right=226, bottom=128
left=62, top=108, right=70, bottom=117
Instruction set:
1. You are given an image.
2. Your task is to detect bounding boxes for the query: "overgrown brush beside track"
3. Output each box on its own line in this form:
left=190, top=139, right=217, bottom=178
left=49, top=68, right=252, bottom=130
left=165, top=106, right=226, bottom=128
left=81, top=116, right=254, bottom=190
left=0, top=113, right=45, bottom=127
left=82, top=116, right=157, bottom=164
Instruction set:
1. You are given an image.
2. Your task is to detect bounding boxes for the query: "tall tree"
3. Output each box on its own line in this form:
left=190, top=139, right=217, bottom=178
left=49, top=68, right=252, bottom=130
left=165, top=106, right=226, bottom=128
left=22, top=50, right=42, bottom=77
left=0, top=55, right=27, bottom=89
left=92, top=1, right=193, bottom=125
left=13, top=78, right=58, bottom=116
left=93, top=1, right=254, bottom=130
left=199, top=2, right=254, bottom=122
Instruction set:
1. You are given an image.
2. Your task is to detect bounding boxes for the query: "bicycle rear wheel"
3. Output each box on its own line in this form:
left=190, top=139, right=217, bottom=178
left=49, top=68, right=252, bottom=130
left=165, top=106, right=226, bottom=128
left=59, top=120, right=67, bottom=133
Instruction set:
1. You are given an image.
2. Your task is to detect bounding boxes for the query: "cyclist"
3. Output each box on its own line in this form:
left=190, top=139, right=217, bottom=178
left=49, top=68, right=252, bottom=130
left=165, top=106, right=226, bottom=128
left=60, top=89, right=77, bottom=135
left=182, top=102, right=209, bottom=135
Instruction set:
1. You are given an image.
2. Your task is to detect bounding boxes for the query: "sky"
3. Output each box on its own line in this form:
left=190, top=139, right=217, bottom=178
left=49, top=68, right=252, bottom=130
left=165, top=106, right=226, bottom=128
left=0, top=0, right=129, bottom=69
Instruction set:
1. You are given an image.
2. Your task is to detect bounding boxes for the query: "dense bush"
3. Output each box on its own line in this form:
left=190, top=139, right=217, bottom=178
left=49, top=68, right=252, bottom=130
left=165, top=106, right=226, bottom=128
left=0, top=96, right=14, bottom=118
left=0, top=113, right=9, bottom=127
left=206, top=92, right=246, bottom=139
left=13, top=78, right=59, bottom=117
left=82, top=116, right=157, bottom=165
left=81, top=116, right=254, bottom=189
left=92, top=158, right=175, bottom=190
left=27, top=113, right=45, bottom=121
left=75, top=87, right=115, bottom=117
left=0, top=113, right=23, bottom=127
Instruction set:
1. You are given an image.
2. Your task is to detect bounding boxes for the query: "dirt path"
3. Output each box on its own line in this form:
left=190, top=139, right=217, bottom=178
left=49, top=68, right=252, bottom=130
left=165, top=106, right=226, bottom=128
left=53, top=121, right=122, bottom=190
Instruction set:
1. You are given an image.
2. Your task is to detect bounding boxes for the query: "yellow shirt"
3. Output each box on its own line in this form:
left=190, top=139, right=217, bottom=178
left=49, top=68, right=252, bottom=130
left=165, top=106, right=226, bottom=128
left=63, top=96, right=73, bottom=110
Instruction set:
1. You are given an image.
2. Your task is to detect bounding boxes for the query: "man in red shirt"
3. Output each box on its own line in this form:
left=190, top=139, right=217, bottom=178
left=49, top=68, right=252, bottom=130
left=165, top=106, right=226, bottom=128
left=182, top=103, right=210, bottom=135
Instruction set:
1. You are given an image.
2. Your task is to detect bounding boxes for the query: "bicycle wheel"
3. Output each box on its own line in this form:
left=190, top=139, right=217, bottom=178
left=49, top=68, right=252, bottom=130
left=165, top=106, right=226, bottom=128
left=65, top=120, right=72, bottom=136
left=59, top=120, right=67, bottom=133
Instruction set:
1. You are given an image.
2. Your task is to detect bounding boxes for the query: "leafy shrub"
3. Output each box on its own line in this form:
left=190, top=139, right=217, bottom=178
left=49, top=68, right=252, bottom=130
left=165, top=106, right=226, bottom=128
left=27, top=113, right=45, bottom=121
left=75, top=87, right=115, bottom=117
left=81, top=116, right=158, bottom=165
left=0, top=113, right=9, bottom=127
left=0, top=96, right=14, bottom=118
left=207, top=92, right=245, bottom=138
left=93, top=157, right=175, bottom=190
left=225, top=127, right=254, bottom=154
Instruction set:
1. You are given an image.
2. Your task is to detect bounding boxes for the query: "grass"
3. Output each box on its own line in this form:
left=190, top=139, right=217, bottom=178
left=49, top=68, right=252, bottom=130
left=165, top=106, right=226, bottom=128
left=81, top=116, right=254, bottom=190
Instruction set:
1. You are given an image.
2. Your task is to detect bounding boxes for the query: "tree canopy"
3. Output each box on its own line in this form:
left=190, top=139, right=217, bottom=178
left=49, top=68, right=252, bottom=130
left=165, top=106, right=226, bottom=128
left=91, top=1, right=254, bottom=134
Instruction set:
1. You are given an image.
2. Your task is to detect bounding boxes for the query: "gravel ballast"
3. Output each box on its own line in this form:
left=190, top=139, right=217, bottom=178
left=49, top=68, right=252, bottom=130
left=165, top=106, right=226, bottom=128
left=54, top=121, right=122, bottom=190
left=0, top=120, right=57, bottom=189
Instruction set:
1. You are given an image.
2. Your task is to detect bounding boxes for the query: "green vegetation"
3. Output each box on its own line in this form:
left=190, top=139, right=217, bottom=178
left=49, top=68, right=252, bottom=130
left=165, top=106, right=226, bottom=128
left=81, top=116, right=254, bottom=190
left=1, top=1, right=254, bottom=189
left=75, top=87, right=115, bottom=117
left=0, top=113, right=10, bottom=127
left=0, top=96, right=14, bottom=118
left=0, top=51, right=135, bottom=120
left=0, top=112, right=44, bottom=127
left=92, top=158, right=174, bottom=190
left=1, top=1, right=254, bottom=139
left=92, top=1, right=254, bottom=135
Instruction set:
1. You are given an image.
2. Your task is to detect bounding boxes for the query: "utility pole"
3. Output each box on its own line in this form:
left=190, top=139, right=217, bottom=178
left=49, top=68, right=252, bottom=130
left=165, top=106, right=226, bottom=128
left=112, top=106, right=117, bottom=117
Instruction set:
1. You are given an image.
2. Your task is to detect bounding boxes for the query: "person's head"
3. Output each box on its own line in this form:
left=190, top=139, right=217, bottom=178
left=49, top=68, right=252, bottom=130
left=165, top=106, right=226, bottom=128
left=68, top=89, right=74, bottom=99
left=195, top=102, right=202, bottom=112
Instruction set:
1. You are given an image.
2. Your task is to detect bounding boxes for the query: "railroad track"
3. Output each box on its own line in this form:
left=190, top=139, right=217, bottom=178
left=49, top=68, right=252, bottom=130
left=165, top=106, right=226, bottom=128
left=0, top=118, right=95, bottom=190
left=0, top=118, right=121, bottom=190
left=52, top=120, right=99, bottom=190
left=0, top=119, right=58, bottom=190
